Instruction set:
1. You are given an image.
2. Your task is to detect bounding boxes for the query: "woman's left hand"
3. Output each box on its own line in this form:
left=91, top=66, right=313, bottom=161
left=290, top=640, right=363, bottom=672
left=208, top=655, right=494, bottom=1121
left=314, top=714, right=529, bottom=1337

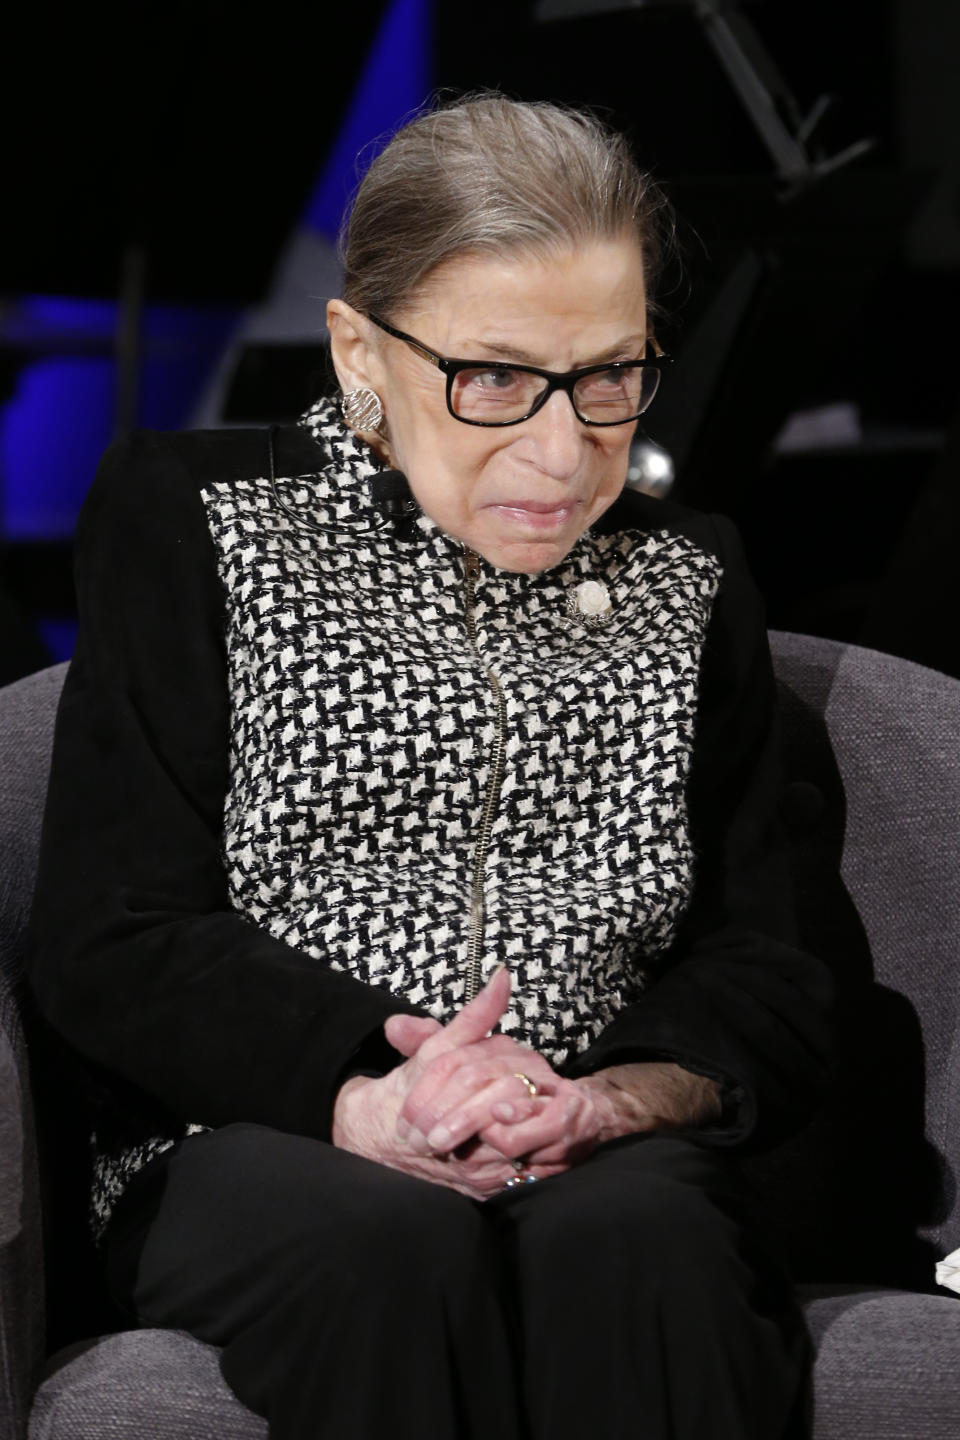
left=506, top=1063, right=724, bottom=1168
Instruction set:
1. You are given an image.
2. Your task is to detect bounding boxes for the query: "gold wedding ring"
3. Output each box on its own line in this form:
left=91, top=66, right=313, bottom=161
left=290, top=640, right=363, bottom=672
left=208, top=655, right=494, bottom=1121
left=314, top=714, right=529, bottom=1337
left=505, top=1076, right=538, bottom=1189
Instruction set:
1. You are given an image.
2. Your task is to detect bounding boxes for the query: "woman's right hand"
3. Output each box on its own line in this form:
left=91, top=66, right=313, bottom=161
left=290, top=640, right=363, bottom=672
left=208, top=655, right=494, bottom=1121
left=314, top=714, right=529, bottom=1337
left=331, top=970, right=568, bottom=1199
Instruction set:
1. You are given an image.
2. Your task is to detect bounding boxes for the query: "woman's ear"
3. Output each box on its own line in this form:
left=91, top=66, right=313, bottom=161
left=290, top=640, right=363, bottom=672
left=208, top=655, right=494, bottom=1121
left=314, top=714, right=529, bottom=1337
left=327, top=300, right=383, bottom=394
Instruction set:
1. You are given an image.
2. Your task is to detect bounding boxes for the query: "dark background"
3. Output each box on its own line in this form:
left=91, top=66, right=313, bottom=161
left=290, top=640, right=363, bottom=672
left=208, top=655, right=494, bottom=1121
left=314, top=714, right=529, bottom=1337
left=1, top=0, right=957, bottom=680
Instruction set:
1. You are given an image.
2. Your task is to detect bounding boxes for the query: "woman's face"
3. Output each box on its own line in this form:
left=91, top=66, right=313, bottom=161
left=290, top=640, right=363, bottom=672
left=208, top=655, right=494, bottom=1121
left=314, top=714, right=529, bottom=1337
left=334, top=238, right=649, bottom=574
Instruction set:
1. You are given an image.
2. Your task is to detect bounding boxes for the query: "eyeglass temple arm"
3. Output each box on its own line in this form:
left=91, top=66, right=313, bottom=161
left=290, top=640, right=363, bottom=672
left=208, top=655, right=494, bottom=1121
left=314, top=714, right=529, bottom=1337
left=404, top=338, right=444, bottom=369
left=368, top=314, right=444, bottom=371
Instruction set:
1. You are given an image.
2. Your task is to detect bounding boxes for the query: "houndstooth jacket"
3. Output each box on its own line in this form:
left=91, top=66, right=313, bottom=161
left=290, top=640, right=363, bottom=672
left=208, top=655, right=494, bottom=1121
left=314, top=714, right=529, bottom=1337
left=29, top=399, right=833, bottom=1238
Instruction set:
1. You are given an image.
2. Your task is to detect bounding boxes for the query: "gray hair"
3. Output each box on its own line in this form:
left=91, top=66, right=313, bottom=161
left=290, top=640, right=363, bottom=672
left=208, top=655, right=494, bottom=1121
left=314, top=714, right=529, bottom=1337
left=339, top=93, right=671, bottom=320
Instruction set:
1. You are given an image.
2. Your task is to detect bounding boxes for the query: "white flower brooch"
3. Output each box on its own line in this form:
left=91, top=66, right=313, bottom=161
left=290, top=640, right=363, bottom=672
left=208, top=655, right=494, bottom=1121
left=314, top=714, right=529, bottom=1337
left=565, top=579, right=613, bottom=630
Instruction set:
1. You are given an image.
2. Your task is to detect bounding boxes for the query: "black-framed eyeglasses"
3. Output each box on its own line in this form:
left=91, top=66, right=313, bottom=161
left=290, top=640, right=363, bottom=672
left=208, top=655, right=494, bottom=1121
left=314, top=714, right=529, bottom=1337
left=368, top=313, right=668, bottom=428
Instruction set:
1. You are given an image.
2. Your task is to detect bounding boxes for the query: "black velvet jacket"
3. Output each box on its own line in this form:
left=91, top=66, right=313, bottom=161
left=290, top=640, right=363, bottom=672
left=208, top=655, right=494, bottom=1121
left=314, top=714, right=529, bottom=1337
left=28, top=412, right=834, bottom=1231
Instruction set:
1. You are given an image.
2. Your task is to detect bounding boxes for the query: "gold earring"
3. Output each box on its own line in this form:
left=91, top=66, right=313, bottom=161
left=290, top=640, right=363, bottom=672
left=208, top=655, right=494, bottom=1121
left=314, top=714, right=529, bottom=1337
left=341, top=387, right=384, bottom=433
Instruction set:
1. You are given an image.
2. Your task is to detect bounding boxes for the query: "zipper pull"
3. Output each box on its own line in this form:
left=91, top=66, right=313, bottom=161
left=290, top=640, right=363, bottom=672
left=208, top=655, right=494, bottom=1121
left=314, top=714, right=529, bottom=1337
left=464, top=548, right=481, bottom=582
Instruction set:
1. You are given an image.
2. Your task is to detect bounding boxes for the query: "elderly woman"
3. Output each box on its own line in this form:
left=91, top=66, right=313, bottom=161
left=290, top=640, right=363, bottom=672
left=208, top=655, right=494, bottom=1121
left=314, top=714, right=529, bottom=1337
left=30, top=95, right=831, bottom=1440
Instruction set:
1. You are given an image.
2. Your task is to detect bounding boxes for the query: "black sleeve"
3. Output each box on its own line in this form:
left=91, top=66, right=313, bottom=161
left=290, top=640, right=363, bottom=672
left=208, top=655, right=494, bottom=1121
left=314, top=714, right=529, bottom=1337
left=28, top=431, right=417, bottom=1140
left=564, top=515, right=835, bottom=1151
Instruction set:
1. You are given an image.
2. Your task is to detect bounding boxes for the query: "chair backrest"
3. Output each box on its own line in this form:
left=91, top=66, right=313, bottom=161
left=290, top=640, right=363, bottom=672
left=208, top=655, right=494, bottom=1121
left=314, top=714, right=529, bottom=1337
left=760, top=632, right=960, bottom=1286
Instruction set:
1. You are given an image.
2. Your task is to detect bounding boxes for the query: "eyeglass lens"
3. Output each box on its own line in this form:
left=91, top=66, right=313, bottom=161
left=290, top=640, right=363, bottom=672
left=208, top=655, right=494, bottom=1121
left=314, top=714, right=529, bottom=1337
left=449, top=365, right=660, bottom=424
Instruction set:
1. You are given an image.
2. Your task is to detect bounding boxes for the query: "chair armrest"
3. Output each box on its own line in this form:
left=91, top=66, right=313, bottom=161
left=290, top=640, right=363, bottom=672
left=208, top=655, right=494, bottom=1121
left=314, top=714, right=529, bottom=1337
left=0, top=974, right=45, bottom=1439
left=0, top=663, right=68, bottom=1434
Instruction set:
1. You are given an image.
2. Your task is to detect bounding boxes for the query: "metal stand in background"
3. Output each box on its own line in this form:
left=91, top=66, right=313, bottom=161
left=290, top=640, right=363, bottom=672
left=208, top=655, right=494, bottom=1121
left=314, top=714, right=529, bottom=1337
left=113, top=244, right=147, bottom=442
left=537, top=0, right=903, bottom=515
left=535, top=0, right=873, bottom=189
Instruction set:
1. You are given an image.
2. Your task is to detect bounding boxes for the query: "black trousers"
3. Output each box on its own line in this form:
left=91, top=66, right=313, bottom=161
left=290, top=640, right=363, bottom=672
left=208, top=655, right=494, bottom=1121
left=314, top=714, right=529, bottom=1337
left=105, top=1124, right=811, bottom=1440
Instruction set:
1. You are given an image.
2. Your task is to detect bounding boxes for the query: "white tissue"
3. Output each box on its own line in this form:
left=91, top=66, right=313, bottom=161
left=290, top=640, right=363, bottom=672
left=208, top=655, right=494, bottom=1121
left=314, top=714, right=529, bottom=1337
left=935, top=1247, right=960, bottom=1294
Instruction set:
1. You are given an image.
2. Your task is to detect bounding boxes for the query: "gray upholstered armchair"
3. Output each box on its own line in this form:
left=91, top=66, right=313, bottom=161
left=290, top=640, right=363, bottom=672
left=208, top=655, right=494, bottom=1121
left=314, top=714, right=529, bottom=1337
left=2, top=634, right=960, bottom=1439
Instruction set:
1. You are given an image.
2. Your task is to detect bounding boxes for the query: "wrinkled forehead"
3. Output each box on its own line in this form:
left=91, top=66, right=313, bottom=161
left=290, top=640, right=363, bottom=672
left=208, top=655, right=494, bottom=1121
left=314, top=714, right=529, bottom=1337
left=387, top=237, right=649, bottom=357
left=394, top=231, right=650, bottom=328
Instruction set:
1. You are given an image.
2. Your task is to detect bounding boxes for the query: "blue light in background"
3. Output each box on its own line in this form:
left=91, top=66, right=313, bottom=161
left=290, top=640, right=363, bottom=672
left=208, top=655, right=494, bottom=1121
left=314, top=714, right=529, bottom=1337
left=0, top=302, right=240, bottom=539
left=303, top=0, right=434, bottom=241
left=1, top=356, right=115, bottom=538
left=8, top=295, right=117, bottom=340
left=37, top=618, right=80, bottom=664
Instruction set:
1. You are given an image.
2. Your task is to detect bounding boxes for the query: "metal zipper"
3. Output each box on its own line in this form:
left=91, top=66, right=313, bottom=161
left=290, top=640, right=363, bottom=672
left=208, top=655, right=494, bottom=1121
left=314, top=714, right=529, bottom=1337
left=463, top=548, right=508, bottom=1001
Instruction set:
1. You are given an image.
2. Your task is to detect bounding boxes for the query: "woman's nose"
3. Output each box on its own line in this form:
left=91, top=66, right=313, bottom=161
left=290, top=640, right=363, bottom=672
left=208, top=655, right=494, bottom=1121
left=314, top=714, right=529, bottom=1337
left=523, top=388, right=587, bottom=479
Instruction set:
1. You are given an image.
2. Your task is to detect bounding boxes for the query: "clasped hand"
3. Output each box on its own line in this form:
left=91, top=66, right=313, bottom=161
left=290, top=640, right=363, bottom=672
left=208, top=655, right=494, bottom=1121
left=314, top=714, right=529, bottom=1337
left=331, top=968, right=604, bottom=1199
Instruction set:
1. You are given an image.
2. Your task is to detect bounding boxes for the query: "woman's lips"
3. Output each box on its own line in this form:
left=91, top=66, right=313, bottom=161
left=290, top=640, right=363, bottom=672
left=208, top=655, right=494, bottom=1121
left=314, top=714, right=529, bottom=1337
left=487, top=500, right=578, bottom=532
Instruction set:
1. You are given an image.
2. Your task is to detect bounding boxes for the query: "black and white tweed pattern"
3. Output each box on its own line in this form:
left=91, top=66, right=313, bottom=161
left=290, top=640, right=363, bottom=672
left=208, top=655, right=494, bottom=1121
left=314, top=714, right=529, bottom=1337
left=211, top=398, right=720, bottom=1064
left=89, top=398, right=720, bottom=1236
